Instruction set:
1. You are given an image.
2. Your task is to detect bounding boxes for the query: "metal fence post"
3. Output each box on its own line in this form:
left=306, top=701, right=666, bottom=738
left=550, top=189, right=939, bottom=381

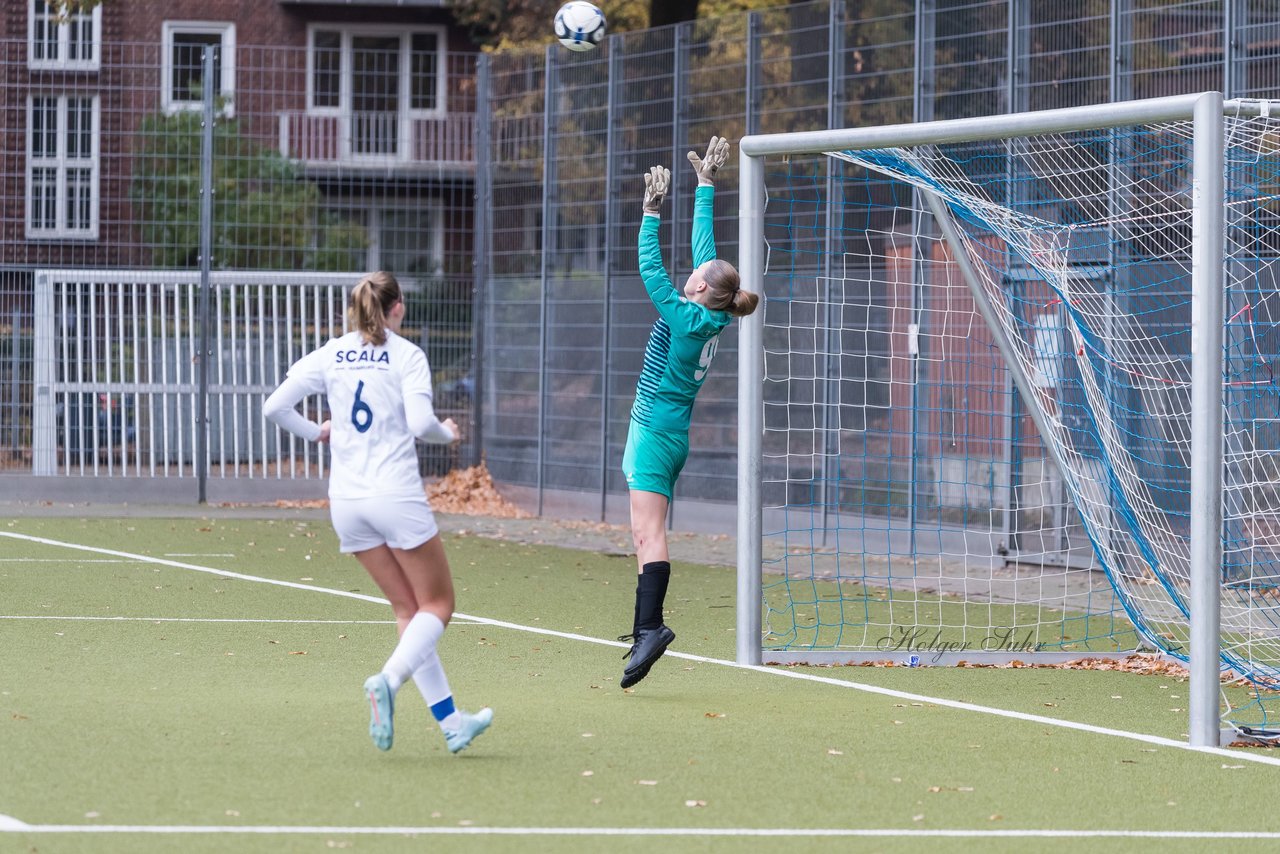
left=746, top=13, right=760, bottom=137
left=196, top=47, right=216, bottom=503
left=1111, top=0, right=1131, bottom=104
left=473, top=53, right=491, bottom=470
left=8, top=308, right=18, bottom=458
left=537, top=44, right=558, bottom=515
left=600, top=39, right=620, bottom=521
left=910, top=0, right=935, bottom=554
left=671, top=22, right=687, bottom=271
left=1224, top=0, right=1238, bottom=97
left=1001, top=0, right=1026, bottom=551
left=667, top=21, right=688, bottom=531
left=819, top=0, right=845, bottom=545
left=31, top=272, right=54, bottom=476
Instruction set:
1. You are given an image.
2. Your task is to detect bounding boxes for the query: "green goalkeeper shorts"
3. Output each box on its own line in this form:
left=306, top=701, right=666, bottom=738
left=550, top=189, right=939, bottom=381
left=622, top=419, right=689, bottom=500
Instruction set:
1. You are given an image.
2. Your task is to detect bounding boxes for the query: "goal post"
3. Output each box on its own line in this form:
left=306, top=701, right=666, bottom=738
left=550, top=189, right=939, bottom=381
left=735, top=92, right=1279, bottom=747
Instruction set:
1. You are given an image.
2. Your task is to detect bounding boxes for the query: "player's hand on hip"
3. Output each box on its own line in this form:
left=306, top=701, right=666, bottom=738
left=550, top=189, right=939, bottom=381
left=688, top=136, right=730, bottom=186
left=318, top=420, right=331, bottom=444
left=642, top=165, right=670, bottom=215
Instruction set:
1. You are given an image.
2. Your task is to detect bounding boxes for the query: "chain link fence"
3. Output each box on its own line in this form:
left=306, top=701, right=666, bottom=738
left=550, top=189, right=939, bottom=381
left=3, top=0, right=1279, bottom=515
left=478, top=0, right=1280, bottom=535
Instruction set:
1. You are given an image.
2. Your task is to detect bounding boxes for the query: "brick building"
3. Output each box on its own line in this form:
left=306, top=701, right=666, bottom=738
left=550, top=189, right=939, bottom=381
left=0, top=0, right=479, bottom=277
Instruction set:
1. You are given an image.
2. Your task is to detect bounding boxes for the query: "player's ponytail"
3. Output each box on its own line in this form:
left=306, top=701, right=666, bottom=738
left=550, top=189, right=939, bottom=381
left=702, top=259, right=759, bottom=318
left=728, top=287, right=760, bottom=317
left=348, top=271, right=401, bottom=346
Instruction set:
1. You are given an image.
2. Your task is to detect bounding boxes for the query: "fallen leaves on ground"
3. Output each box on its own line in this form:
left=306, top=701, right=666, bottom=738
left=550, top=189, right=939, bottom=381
left=838, top=653, right=1195, bottom=678
left=427, top=463, right=529, bottom=518
left=220, top=462, right=528, bottom=518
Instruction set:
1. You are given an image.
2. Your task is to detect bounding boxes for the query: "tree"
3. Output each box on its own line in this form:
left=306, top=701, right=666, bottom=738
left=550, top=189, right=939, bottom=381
left=129, top=108, right=366, bottom=271
left=649, top=0, right=698, bottom=28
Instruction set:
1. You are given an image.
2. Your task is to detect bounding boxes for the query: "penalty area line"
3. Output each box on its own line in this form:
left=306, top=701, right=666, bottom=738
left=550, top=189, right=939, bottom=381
left=0, top=531, right=388, bottom=605
left=0, top=615, right=407, bottom=625
left=5, top=820, right=1280, bottom=839
left=3, top=530, right=1277, bottom=768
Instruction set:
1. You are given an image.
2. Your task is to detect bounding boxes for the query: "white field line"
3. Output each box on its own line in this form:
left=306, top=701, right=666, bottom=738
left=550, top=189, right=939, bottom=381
left=5, top=820, right=1280, bottom=839
left=3, top=530, right=1279, bottom=770
left=0, top=531, right=388, bottom=604
left=0, top=615, right=405, bottom=625
left=0, top=558, right=129, bottom=563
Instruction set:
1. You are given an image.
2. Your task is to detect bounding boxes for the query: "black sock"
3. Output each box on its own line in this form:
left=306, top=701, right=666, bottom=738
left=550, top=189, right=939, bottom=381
left=633, top=561, right=671, bottom=633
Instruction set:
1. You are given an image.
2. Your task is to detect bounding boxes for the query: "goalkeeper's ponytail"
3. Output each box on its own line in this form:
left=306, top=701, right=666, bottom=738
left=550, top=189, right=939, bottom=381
left=703, top=259, right=759, bottom=318
left=349, top=271, right=401, bottom=346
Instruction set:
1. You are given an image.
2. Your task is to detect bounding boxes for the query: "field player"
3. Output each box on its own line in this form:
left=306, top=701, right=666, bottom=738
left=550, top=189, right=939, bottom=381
left=620, top=137, right=761, bottom=688
left=263, top=271, right=492, bottom=754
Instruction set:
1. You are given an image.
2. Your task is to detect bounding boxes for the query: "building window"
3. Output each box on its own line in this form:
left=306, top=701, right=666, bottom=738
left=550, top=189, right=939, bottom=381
left=308, top=26, right=447, bottom=158
left=162, top=22, right=236, bottom=115
left=377, top=206, right=445, bottom=279
left=27, top=95, right=99, bottom=239
left=409, top=33, right=440, bottom=112
left=29, top=0, right=102, bottom=70
left=326, top=201, right=444, bottom=282
left=312, top=30, right=341, bottom=109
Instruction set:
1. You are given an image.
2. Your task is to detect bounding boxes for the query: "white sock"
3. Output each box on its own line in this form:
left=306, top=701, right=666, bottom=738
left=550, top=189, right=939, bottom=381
left=381, top=611, right=445, bottom=693
left=412, top=651, right=462, bottom=731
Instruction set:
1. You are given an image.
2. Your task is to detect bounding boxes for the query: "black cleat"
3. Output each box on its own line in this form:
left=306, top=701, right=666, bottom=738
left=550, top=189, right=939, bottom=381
left=619, top=625, right=676, bottom=688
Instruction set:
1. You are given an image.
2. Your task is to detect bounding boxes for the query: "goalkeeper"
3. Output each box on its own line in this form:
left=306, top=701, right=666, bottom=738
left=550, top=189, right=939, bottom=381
left=619, top=136, right=760, bottom=689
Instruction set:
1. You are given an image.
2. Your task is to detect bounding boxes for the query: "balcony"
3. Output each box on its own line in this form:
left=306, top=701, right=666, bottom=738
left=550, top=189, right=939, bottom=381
left=279, top=111, right=474, bottom=175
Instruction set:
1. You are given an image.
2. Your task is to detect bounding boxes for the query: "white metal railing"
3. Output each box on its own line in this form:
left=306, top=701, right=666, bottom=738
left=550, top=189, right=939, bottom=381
left=33, top=269, right=353, bottom=478
left=278, top=111, right=474, bottom=166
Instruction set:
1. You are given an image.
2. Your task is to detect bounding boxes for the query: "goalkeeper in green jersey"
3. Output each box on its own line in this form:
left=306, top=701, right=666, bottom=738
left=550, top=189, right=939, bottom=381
left=619, top=136, right=760, bottom=689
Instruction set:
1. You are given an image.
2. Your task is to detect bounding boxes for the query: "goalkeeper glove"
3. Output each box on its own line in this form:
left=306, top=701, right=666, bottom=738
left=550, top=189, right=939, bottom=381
left=642, top=165, right=671, bottom=215
left=687, top=136, right=730, bottom=186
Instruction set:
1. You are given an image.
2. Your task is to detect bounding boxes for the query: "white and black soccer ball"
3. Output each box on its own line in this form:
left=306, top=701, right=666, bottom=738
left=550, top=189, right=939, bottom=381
left=554, top=1, right=607, bottom=52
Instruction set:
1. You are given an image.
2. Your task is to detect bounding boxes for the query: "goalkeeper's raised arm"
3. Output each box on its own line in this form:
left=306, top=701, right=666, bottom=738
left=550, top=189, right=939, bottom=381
left=617, top=137, right=760, bottom=692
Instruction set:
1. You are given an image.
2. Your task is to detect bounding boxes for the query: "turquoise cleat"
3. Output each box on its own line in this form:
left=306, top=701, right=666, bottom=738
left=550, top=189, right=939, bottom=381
left=363, top=673, right=394, bottom=751
left=444, top=707, right=493, bottom=754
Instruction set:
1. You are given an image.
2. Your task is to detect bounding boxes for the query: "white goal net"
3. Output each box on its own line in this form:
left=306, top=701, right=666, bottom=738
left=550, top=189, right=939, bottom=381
left=737, top=93, right=1280, bottom=737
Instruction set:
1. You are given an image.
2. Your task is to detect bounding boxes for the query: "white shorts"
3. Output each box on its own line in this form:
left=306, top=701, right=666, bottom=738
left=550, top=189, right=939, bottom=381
left=329, top=496, right=440, bottom=553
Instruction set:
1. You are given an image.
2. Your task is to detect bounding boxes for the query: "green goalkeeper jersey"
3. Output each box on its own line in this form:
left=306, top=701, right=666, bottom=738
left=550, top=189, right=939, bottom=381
left=631, top=184, right=732, bottom=433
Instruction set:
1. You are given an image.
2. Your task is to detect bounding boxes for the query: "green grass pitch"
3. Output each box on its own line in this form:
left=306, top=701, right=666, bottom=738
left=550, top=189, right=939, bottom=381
left=1, top=513, right=1278, bottom=854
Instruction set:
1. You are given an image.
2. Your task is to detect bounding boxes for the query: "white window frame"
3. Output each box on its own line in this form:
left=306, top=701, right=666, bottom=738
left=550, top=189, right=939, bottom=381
left=28, top=0, right=102, bottom=71
left=326, top=200, right=445, bottom=280
left=26, top=94, right=100, bottom=240
left=306, top=24, right=448, bottom=120
left=368, top=204, right=446, bottom=279
left=161, top=21, right=236, bottom=116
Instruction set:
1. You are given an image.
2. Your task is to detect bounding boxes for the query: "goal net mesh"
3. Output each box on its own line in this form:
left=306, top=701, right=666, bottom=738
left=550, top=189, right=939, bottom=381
left=760, top=109, right=1280, bottom=719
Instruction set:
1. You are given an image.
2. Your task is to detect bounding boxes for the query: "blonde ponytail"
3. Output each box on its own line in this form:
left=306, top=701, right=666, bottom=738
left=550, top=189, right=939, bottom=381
left=348, top=271, right=401, bottom=346
left=702, top=259, right=759, bottom=318
left=728, top=287, right=760, bottom=317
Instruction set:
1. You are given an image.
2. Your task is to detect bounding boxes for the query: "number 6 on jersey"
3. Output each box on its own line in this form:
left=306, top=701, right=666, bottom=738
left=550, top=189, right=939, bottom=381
left=351, top=380, right=373, bottom=433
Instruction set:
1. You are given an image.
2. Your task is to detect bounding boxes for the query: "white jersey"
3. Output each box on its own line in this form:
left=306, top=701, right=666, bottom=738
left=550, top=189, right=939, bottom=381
left=286, top=329, right=433, bottom=500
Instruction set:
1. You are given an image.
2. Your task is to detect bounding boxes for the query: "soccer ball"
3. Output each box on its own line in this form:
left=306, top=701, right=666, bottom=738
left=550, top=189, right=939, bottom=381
left=555, top=1, right=607, bottom=52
